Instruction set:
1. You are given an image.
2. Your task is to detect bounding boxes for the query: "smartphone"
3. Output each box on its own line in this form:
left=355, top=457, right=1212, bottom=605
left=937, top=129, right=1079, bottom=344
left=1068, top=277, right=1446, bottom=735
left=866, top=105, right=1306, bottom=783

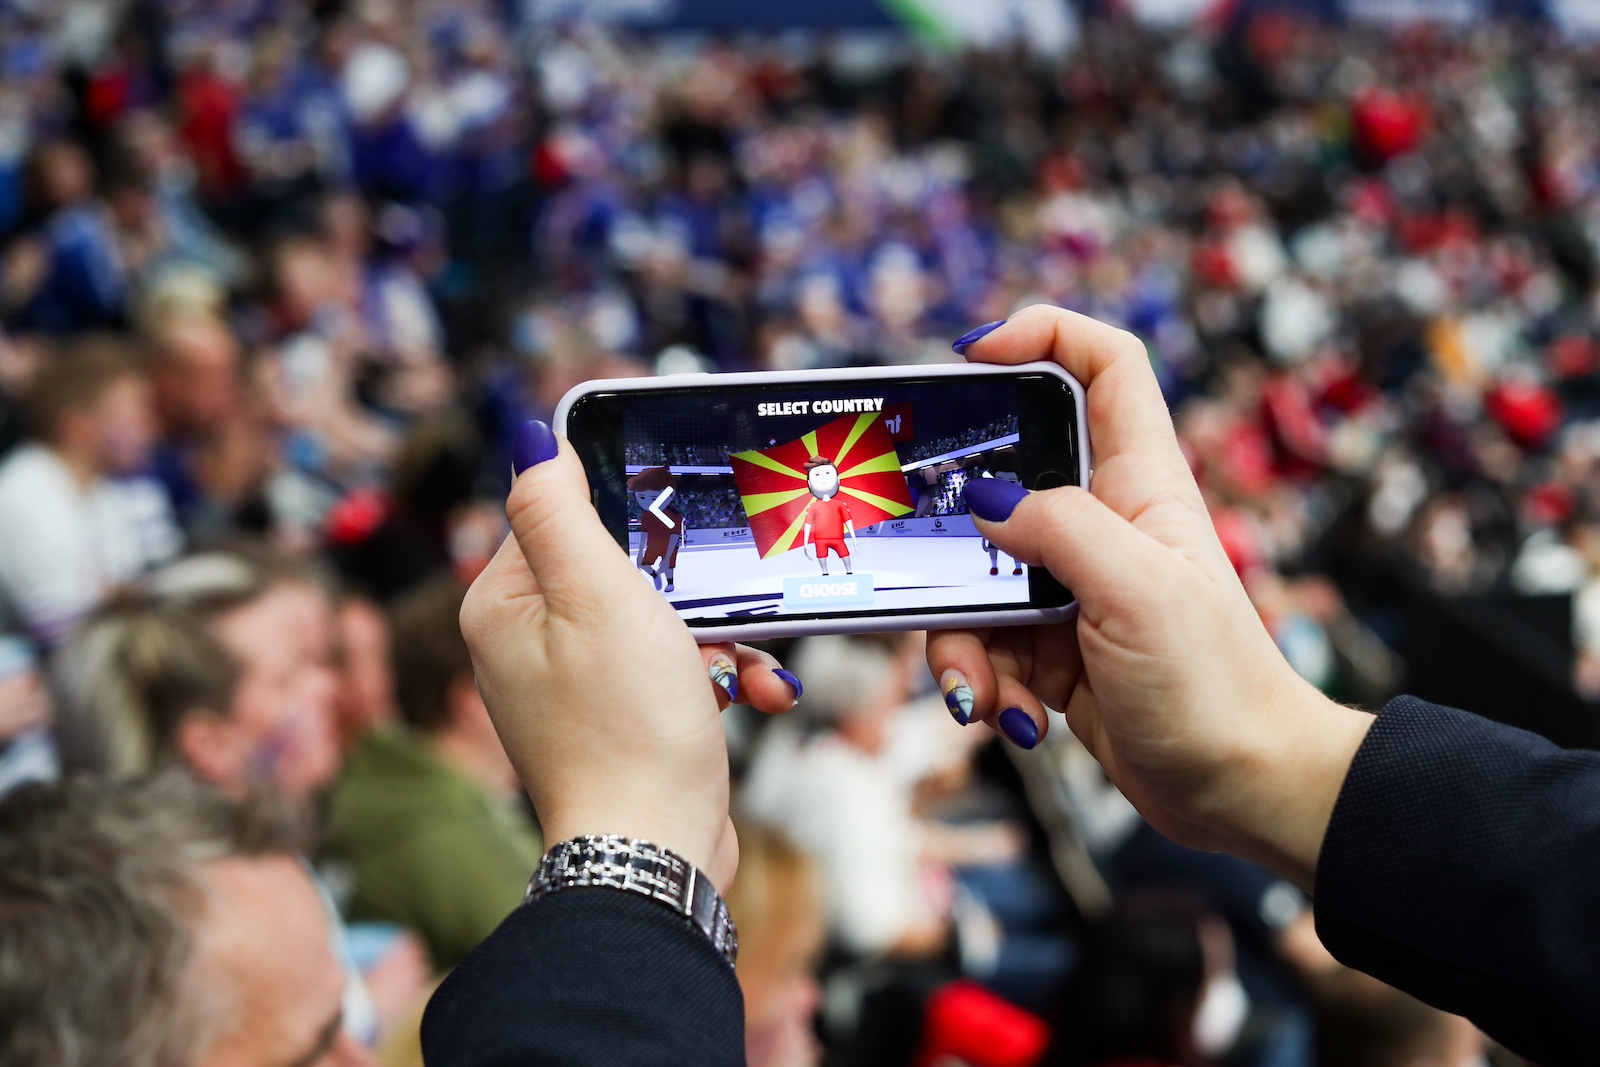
left=555, top=361, right=1089, bottom=641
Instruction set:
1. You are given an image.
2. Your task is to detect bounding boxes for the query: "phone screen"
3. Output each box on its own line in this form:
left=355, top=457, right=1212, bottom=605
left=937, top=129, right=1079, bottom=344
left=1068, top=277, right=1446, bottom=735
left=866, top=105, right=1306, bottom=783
left=565, top=371, right=1079, bottom=628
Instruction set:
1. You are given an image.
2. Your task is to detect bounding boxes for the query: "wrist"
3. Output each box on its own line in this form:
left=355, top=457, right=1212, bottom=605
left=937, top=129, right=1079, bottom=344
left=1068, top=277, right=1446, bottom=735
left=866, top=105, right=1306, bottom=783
left=1228, top=678, right=1374, bottom=890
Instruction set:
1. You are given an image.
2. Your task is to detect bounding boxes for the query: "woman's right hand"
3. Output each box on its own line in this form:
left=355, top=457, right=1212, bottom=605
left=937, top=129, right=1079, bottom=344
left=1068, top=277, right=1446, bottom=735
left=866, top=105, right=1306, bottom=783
left=928, top=305, right=1373, bottom=888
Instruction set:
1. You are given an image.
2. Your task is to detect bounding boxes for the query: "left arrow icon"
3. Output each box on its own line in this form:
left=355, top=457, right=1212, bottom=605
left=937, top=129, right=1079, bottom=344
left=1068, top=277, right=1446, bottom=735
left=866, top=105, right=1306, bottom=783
left=648, top=486, right=675, bottom=526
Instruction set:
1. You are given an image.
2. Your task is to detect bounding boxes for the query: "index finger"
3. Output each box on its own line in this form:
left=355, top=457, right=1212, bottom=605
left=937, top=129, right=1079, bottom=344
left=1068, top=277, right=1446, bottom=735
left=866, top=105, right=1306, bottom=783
left=962, top=304, right=1197, bottom=497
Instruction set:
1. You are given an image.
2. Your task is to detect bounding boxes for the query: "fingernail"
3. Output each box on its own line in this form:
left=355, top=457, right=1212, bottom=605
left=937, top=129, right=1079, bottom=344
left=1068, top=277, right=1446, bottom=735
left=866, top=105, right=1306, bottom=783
left=951, top=319, right=1006, bottom=355
left=710, top=657, right=739, bottom=703
left=998, top=707, right=1039, bottom=750
left=964, top=478, right=1029, bottom=522
left=941, top=669, right=975, bottom=725
left=773, top=668, right=803, bottom=704
left=512, top=420, right=559, bottom=476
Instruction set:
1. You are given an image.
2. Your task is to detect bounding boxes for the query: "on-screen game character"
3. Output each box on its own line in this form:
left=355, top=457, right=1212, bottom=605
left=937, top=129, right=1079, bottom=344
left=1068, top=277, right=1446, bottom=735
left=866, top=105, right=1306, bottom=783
left=628, top=466, right=683, bottom=592
left=801, top=456, right=856, bottom=576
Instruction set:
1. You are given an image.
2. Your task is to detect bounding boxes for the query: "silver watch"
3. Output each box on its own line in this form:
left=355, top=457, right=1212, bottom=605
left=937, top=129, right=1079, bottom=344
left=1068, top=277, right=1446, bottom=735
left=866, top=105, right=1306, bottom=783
left=526, top=835, right=738, bottom=967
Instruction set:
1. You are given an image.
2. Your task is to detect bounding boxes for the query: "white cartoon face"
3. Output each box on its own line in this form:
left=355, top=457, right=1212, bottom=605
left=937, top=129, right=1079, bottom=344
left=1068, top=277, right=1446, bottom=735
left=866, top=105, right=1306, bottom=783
left=633, top=489, right=662, bottom=511
left=807, top=462, right=839, bottom=499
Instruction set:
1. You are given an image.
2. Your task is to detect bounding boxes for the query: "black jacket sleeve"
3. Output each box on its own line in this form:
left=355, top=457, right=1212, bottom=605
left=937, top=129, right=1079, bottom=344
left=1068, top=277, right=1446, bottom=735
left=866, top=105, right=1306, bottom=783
left=421, top=889, right=745, bottom=1067
left=1314, top=696, right=1600, bottom=1065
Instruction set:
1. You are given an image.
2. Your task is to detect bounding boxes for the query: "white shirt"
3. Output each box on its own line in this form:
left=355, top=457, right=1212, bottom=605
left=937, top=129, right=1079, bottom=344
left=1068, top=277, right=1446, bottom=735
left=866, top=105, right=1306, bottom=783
left=743, top=700, right=958, bottom=955
left=0, top=445, right=181, bottom=643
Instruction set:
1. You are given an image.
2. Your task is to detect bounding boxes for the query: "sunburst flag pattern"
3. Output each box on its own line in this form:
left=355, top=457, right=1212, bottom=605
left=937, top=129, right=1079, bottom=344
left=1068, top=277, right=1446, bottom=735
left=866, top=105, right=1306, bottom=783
left=728, top=411, right=915, bottom=559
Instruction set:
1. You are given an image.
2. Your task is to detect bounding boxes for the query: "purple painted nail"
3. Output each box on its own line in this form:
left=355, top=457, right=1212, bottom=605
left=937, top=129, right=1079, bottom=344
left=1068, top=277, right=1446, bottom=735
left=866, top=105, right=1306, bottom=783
left=964, top=478, right=1030, bottom=522
left=952, top=319, right=1006, bottom=355
left=512, top=420, right=559, bottom=476
left=773, top=668, right=803, bottom=702
left=998, top=707, right=1039, bottom=750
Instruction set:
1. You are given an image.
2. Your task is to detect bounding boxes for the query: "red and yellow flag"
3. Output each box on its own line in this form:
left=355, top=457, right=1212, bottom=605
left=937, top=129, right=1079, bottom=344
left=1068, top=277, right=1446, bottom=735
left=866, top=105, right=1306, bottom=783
left=729, top=411, right=914, bottom=559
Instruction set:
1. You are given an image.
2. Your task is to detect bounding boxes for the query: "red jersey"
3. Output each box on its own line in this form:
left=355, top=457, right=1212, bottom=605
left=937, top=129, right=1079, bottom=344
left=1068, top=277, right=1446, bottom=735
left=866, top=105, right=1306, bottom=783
left=640, top=508, right=682, bottom=566
left=805, top=495, right=852, bottom=541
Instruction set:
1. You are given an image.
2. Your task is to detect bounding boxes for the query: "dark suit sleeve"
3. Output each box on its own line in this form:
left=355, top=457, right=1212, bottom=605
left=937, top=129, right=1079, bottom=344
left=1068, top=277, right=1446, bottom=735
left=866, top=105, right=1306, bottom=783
left=1314, top=696, right=1600, bottom=1065
left=421, top=889, right=745, bottom=1067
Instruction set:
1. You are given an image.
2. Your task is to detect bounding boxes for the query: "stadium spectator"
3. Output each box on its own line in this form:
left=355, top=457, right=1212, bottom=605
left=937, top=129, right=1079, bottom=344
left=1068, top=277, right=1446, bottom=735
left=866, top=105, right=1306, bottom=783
left=11, top=139, right=131, bottom=333
left=0, top=635, right=56, bottom=798
left=725, top=824, right=826, bottom=1067
left=49, top=552, right=338, bottom=803
left=332, top=593, right=399, bottom=750
left=0, top=338, right=178, bottom=645
left=139, top=289, right=264, bottom=534
left=321, top=576, right=541, bottom=969
left=1040, top=895, right=1225, bottom=1067
left=744, top=635, right=952, bottom=959
left=0, top=774, right=381, bottom=1066
left=744, top=633, right=1068, bottom=1007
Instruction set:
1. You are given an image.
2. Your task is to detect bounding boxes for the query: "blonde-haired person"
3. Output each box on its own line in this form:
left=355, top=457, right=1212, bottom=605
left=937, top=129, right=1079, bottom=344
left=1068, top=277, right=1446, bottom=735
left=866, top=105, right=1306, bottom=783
left=51, top=552, right=340, bottom=801
left=725, top=824, right=826, bottom=1067
left=49, top=550, right=432, bottom=1047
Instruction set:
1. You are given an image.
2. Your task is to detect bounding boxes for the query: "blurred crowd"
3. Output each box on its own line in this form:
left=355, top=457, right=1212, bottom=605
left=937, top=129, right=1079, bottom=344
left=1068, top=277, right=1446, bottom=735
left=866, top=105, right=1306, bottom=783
left=1, top=0, right=1589, bottom=1063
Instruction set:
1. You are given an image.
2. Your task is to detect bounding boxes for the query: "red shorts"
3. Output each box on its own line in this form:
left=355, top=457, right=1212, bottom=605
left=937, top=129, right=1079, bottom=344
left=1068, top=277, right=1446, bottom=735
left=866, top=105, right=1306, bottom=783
left=813, top=538, right=850, bottom=559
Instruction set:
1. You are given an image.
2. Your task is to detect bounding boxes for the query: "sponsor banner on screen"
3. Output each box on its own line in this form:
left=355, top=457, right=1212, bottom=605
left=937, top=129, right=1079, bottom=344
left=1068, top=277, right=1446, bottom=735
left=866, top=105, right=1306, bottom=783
left=683, top=526, right=754, bottom=546
left=866, top=515, right=980, bottom=537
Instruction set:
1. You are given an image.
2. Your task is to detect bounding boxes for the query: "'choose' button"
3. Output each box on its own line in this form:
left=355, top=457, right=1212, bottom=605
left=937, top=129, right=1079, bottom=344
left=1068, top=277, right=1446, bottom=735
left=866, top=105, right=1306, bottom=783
left=782, top=573, right=876, bottom=609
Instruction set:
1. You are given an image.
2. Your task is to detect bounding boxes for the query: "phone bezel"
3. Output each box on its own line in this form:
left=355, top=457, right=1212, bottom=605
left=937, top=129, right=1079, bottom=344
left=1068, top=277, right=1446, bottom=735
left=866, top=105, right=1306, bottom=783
left=554, top=361, right=1091, bottom=642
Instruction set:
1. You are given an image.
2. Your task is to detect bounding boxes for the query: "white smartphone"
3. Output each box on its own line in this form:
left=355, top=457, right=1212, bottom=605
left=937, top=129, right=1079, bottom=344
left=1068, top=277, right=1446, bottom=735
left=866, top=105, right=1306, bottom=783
left=554, top=361, right=1090, bottom=642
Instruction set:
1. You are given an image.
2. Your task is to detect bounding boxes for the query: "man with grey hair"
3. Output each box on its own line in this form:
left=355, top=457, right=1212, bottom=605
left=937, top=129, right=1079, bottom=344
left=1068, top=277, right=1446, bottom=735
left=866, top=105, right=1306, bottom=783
left=0, top=774, right=377, bottom=1067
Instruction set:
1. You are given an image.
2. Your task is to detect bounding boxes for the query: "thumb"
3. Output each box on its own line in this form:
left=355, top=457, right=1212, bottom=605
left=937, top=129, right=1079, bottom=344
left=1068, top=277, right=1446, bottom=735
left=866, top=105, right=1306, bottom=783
left=964, top=478, right=1170, bottom=618
left=506, top=420, right=633, bottom=609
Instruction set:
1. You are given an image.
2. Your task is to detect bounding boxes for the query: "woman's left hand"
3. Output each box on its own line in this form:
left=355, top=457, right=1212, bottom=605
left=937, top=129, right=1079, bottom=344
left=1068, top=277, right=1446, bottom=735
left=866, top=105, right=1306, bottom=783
left=460, top=421, right=801, bottom=890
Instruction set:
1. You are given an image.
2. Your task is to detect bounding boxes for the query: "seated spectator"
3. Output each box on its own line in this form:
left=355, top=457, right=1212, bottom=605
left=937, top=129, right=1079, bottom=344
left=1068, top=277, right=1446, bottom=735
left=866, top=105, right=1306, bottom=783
left=320, top=576, right=542, bottom=969
left=1040, top=895, right=1239, bottom=1067
left=50, top=551, right=338, bottom=804
left=0, top=337, right=180, bottom=644
left=12, top=139, right=129, bottom=333
left=0, top=773, right=381, bottom=1066
left=0, top=635, right=56, bottom=798
left=745, top=633, right=1068, bottom=1005
left=725, top=824, right=826, bottom=1067
left=332, top=592, right=399, bottom=750
left=49, top=550, right=431, bottom=1037
left=743, top=634, right=952, bottom=960
left=139, top=292, right=266, bottom=534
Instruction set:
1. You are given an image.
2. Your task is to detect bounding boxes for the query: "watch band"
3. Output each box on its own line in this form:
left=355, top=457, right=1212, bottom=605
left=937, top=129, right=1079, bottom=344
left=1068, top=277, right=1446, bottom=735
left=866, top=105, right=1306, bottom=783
left=526, top=835, right=738, bottom=967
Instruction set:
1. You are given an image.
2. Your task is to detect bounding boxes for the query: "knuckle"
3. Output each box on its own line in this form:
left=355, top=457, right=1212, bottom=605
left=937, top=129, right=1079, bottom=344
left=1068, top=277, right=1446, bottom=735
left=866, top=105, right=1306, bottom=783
left=1037, top=483, right=1095, bottom=524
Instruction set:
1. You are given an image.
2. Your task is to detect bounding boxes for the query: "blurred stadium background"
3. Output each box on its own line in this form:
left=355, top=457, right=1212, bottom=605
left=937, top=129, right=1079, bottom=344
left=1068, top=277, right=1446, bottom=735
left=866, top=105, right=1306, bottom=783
left=2, top=0, right=1597, bottom=1064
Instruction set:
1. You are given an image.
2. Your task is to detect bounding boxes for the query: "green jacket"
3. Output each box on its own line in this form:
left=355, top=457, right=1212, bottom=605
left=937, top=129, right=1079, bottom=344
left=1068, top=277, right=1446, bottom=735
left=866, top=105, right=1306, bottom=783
left=320, top=727, right=542, bottom=969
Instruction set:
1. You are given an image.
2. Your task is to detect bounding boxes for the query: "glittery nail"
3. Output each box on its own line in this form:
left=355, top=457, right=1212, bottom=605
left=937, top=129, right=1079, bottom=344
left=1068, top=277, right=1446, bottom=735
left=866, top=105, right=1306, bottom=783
left=709, top=658, right=739, bottom=703
left=941, top=669, right=975, bottom=725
